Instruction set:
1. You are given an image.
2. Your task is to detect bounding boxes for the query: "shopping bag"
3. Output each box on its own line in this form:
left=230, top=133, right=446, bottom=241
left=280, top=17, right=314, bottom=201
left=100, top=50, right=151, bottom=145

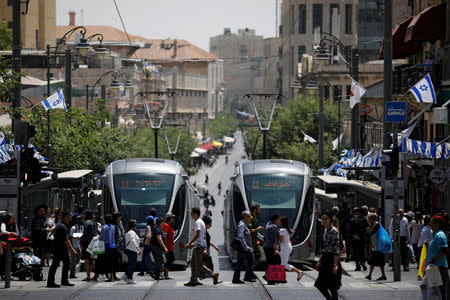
left=86, top=236, right=98, bottom=254
left=377, top=224, right=392, bottom=254
left=266, top=265, right=286, bottom=283
left=92, top=239, right=105, bottom=255
left=418, top=244, right=428, bottom=278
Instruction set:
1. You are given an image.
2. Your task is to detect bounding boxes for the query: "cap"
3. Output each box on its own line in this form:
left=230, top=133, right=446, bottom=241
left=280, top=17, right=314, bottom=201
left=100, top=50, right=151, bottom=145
left=165, top=212, right=175, bottom=219
left=242, top=211, right=251, bottom=218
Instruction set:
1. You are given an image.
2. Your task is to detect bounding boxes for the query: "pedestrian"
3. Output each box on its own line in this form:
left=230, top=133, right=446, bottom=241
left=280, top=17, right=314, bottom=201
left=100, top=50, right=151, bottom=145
left=47, top=209, right=78, bottom=288
left=69, top=215, right=84, bottom=279
left=250, top=204, right=264, bottom=270
left=217, top=182, right=222, bottom=195
left=44, top=207, right=56, bottom=266
left=314, top=211, right=342, bottom=300
left=184, top=207, right=220, bottom=286
left=365, top=213, right=386, bottom=281
left=150, top=217, right=168, bottom=280
left=81, top=210, right=98, bottom=281
left=424, top=215, right=449, bottom=300
left=138, top=217, right=154, bottom=276
left=146, top=208, right=157, bottom=224
left=112, top=212, right=123, bottom=281
left=389, top=208, right=411, bottom=271
left=92, top=214, right=116, bottom=282
left=0, top=213, right=19, bottom=239
left=347, top=207, right=368, bottom=271
left=121, top=219, right=142, bottom=284
left=162, top=213, right=176, bottom=280
left=410, top=212, right=423, bottom=268
left=280, top=216, right=304, bottom=281
left=263, top=213, right=281, bottom=281
left=232, top=211, right=255, bottom=284
left=199, top=215, right=219, bottom=279
left=336, top=202, right=351, bottom=262
left=205, top=174, right=209, bottom=184
left=32, top=205, right=51, bottom=263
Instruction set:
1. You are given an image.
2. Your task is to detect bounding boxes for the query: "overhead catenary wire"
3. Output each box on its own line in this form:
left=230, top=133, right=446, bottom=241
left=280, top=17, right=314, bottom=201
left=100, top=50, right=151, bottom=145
left=113, top=0, right=139, bottom=60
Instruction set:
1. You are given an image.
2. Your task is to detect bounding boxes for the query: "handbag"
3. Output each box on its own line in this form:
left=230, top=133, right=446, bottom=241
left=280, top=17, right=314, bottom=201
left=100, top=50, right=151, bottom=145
left=266, top=265, right=286, bottom=283
left=231, top=238, right=244, bottom=252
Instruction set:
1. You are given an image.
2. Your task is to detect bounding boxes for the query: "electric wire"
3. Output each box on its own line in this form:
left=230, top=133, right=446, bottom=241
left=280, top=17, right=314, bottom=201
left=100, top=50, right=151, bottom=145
left=112, top=0, right=139, bottom=60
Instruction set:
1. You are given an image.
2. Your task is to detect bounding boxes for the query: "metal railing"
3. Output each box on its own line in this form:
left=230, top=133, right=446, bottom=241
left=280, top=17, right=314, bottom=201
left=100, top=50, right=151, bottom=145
left=393, top=63, right=442, bottom=94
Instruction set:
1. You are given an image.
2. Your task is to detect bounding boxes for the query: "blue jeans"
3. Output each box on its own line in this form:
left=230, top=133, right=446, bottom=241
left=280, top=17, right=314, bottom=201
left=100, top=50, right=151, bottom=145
left=141, top=245, right=153, bottom=273
left=124, top=249, right=137, bottom=280
left=233, top=250, right=254, bottom=281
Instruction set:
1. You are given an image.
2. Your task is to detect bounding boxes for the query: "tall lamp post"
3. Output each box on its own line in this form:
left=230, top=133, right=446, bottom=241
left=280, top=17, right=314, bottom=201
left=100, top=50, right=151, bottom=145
left=319, top=32, right=360, bottom=151
left=46, top=27, right=105, bottom=166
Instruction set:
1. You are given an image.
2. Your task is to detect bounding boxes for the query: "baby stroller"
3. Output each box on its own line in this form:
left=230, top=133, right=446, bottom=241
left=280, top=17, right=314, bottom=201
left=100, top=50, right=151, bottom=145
left=1, top=237, right=43, bottom=281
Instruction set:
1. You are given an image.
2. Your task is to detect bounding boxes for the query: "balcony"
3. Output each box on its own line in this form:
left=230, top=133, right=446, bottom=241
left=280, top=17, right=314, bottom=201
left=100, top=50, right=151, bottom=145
left=393, top=63, right=442, bottom=94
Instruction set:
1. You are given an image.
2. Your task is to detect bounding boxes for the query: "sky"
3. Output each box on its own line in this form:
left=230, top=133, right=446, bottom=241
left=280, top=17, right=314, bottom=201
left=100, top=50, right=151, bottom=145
left=56, top=0, right=278, bottom=51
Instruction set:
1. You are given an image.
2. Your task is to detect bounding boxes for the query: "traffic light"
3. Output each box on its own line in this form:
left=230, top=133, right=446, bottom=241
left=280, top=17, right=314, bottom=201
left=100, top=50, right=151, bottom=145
left=20, top=147, right=48, bottom=184
left=14, top=121, right=35, bottom=146
left=382, top=146, right=399, bottom=180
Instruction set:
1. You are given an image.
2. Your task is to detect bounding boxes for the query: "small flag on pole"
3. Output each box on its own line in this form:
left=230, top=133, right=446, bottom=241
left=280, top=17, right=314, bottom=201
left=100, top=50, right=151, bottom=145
left=349, top=77, right=367, bottom=109
left=332, top=134, right=344, bottom=150
left=0, top=133, right=11, bottom=164
left=409, top=74, right=436, bottom=104
left=41, top=89, right=67, bottom=111
left=302, top=130, right=317, bottom=143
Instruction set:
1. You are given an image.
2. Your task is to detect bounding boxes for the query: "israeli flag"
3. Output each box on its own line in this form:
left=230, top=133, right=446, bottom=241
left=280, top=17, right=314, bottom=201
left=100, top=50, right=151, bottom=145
left=0, top=133, right=11, bottom=164
left=409, top=74, right=436, bottom=104
left=42, top=89, right=67, bottom=111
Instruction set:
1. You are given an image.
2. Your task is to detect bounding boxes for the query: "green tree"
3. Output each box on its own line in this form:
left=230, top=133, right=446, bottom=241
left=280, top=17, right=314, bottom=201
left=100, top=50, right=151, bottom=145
left=0, top=56, right=23, bottom=104
left=207, top=112, right=238, bottom=139
left=0, top=22, right=12, bottom=50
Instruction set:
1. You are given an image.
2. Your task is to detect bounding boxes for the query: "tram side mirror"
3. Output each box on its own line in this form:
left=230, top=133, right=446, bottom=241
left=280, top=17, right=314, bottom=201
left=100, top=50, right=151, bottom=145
left=182, top=174, right=189, bottom=180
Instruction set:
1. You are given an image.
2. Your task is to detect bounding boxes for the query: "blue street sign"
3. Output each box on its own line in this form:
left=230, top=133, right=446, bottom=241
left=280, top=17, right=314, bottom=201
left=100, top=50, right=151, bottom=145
left=385, top=101, right=407, bottom=122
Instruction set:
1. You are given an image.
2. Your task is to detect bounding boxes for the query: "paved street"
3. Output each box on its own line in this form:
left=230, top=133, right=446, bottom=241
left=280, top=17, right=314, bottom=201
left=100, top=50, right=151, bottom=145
left=0, top=132, right=423, bottom=299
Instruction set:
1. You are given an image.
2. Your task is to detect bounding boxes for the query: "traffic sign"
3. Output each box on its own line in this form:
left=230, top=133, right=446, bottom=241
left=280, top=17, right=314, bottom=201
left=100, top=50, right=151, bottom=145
left=362, top=104, right=372, bottom=115
left=385, top=102, right=407, bottom=122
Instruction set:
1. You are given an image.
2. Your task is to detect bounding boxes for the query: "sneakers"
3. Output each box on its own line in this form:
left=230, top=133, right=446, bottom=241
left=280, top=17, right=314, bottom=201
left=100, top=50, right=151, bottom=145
left=297, top=272, right=304, bottom=281
left=126, top=279, right=136, bottom=284
left=121, top=274, right=128, bottom=282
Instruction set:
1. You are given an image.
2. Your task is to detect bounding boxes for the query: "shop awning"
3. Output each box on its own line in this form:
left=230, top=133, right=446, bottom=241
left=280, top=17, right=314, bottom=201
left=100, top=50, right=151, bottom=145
left=194, top=147, right=208, bottom=154
left=211, top=140, right=223, bottom=147
left=405, top=3, right=446, bottom=42
left=317, top=175, right=382, bottom=194
left=379, top=16, right=422, bottom=59
left=314, top=188, right=338, bottom=201
left=224, top=136, right=235, bottom=143
left=190, top=151, right=201, bottom=158
left=199, top=143, right=217, bottom=150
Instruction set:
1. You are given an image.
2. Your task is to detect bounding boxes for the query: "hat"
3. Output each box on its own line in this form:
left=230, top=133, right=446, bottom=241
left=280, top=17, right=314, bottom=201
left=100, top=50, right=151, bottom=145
left=165, top=212, right=175, bottom=219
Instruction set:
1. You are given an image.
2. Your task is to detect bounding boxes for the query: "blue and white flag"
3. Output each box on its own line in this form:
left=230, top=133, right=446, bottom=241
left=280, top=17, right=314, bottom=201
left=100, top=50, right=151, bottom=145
left=0, top=133, right=11, bottom=164
left=41, top=89, right=67, bottom=111
left=409, top=74, right=436, bottom=104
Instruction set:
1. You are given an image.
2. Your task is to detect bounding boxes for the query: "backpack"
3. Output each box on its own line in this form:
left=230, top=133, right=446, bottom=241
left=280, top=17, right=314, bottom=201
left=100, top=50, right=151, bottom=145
left=117, top=231, right=130, bottom=252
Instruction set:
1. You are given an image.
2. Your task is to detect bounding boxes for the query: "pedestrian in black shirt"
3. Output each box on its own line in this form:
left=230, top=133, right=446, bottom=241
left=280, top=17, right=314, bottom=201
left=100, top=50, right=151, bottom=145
left=47, top=209, right=78, bottom=288
left=31, top=205, right=52, bottom=263
left=347, top=207, right=369, bottom=271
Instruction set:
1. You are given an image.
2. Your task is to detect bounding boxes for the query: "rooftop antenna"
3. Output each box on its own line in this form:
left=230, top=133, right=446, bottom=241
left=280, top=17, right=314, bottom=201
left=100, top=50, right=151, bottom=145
left=275, top=0, right=279, bottom=38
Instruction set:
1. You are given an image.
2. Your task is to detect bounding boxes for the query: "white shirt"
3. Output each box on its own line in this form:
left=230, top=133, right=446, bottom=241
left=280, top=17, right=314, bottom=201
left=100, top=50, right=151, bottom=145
left=279, top=228, right=292, bottom=250
left=194, top=218, right=207, bottom=248
left=410, top=220, right=423, bottom=244
left=389, top=216, right=410, bottom=241
left=418, top=225, right=433, bottom=247
left=125, top=230, right=141, bottom=253
left=0, top=223, right=19, bottom=236
left=70, top=224, right=84, bottom=249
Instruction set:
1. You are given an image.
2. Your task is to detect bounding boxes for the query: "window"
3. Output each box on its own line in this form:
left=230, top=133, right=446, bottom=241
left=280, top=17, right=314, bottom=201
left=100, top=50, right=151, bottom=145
left=190, top=90, right=193, bottom=97
left=298, top=4, right=306, bottom=34
left=345, top=4, right=352, bottom=34
left=291, top=46, right=295, bottom=75
left=291, top=4, right=295, bottom=34
left=346, top=85, right=351, bottom=99
left=298, top=45, right=306, bottom=62
left=329, top=4, right=339, bottom=33
left=7, top=0, right=13, bottom=6
left=333, top=85, right=342, bottom=101
left=240, top=44, right=247, bottom=54
left=312, top=4, right=323, bottom=33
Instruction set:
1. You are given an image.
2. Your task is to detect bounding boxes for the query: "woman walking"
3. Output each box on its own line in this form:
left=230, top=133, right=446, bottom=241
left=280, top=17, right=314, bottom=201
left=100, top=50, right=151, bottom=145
left=315, top=211, right=342, bottom=300
left=279, top=216, right=304, bottom=281
left=121, top=220, right=142, bottom=284
left=81, top=210, right=98, bottom=281
left=151, top=217, right=168, bottom=280
left=365, top=213, right=386, bottom=281
left=92, top=214, right=116, bottom=282
left=112, top=212, right=123, bottom=281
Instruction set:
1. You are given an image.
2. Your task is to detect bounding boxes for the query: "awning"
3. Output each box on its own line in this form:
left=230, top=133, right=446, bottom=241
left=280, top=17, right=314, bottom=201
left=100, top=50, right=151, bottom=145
left=317, top=175, right=382, bottom=194
left=224, top=136, right=235, bottom=143
left=405, top=3, right=446, bottom=42
left=190, top=151, right=201, bottom=158
left=0, top=74, right=64, bottom=87
left=199, top=143, right=217, bottom=150
left=193, top=147, right=207, bottom=154
left=379, top=16, right=422, bottom=59
left=314, top=188, right=338, bottom=201
left=211, top=140, right=223, bottom=147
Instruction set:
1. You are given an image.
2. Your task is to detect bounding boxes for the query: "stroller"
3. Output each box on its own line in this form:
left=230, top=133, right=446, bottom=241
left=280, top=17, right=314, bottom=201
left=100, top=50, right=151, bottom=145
left=0, top=237, right=43, bottom=281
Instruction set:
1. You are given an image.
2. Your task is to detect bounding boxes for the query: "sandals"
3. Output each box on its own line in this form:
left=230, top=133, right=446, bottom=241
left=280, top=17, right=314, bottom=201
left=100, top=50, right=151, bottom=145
left=376, top=276, right=387, bottom=281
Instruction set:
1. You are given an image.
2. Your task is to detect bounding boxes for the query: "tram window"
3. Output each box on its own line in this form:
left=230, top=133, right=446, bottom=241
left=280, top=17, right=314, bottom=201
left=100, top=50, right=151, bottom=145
left=171, top=184, right=186, bottom=232
left=232, top=186, right=246, bottom=225
left=292, top=186, right=315, bottom=245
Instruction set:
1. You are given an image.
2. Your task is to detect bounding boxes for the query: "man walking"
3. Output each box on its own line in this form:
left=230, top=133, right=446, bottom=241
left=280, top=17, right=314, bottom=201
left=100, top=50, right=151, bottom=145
left=389, top=208, right=411, bottom=271
left=184, top=207, right=221, bottom=286
left=69, top=215, right=84, bottom=279
left=233, top=211, right=255, bottom=284
left=32, top=205, right=52, bottom=262
left=263, top=214, right=282, bottom=281
left=347, top=207, right=369, bottom=271
left=47, top=209, right=77, bottom=288
left=250, top=204, right=264, bottom=268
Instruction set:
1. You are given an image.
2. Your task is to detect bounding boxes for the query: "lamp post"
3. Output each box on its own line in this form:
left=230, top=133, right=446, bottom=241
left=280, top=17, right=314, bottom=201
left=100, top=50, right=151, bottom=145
left=319, top=32, right=360, bottom=151
left=47, top=26, right=103, bottom=166
left=132, top=91, right=179, bottom=158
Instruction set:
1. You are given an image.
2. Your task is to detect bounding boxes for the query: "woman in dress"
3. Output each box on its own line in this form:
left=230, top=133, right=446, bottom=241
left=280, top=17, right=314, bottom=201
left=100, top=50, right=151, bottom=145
left=365, top=213, right=387, bottom=281
left=279, top=216, right=304, bottom=281
left=314, top=211, right=342, bottom=300
left=92, top=214, right=116, bottom=282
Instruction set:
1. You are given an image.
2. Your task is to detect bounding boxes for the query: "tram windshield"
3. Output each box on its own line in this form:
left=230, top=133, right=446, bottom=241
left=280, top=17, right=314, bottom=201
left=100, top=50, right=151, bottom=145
left=244, top=174, right=304, bottom=228
left=113, top=173, right=175, bottom=227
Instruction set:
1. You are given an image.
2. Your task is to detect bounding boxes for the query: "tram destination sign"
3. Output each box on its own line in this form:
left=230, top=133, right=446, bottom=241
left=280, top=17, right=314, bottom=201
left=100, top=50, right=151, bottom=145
left=385, top=101, right=407, bottom=123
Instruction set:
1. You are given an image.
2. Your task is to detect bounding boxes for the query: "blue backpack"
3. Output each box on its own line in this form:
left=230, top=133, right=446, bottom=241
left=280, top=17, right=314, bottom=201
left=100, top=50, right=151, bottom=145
left=377, top=224, right=392, bottom=254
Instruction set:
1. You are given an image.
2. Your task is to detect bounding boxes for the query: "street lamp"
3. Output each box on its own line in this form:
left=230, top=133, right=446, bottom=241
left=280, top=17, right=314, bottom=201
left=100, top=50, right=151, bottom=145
left=319, top=32, right=360, bottom=151
left=46, top=26, right=104, bottom=166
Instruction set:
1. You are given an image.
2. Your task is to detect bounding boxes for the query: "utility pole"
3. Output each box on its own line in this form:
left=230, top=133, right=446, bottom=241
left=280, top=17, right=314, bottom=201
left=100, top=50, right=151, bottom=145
left=262, top=130, right=267, bottom=159
left=154, top=128, right=158, bottom=158
left=64, top=49, right=72, bottom=108
left=12, top=0, right=22, bottom=109
left=318, top=85, right=324, bottom=170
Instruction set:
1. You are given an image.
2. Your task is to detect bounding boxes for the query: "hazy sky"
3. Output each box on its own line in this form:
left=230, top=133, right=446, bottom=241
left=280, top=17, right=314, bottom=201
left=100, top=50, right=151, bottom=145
left=56, top=0, right=278, bottom=51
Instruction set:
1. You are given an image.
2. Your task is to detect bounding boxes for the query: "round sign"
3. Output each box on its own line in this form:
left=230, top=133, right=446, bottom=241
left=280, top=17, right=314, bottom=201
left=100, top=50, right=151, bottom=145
left=430, top=168, right=446, bottom=184
left=362, top=104, right=373, bottom=115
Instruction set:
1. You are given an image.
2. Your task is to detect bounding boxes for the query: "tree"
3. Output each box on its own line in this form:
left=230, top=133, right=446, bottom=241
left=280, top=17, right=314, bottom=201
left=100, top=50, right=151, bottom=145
left=0, top=22, right=12, bottom=50
left=0, top=56, right=23, bottom=104
left=207, top=112, right=239, bottom=140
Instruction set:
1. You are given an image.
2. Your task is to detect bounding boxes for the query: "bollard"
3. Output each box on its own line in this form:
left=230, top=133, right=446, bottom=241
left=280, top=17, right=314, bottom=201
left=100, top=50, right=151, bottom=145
left=4, top=240, right=11, bottom=288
